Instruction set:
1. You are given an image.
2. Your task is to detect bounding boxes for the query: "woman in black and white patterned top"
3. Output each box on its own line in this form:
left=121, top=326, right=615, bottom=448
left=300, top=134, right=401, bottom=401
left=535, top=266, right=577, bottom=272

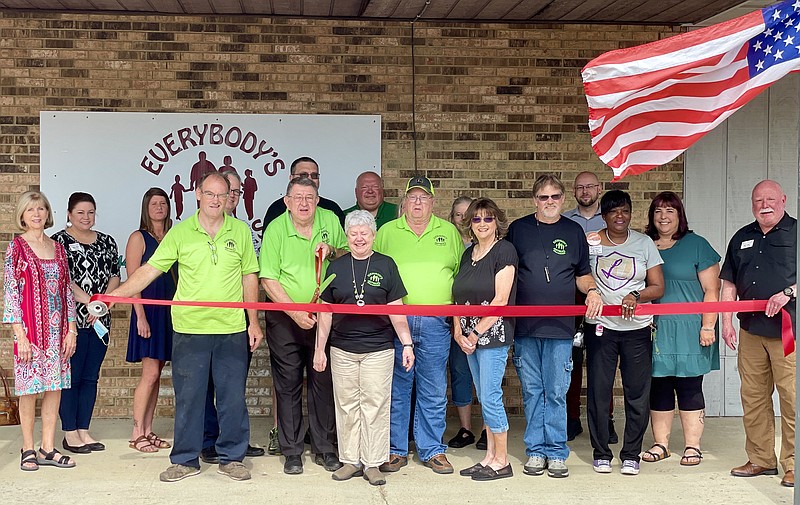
left=52, top=192, right=120, bottom=454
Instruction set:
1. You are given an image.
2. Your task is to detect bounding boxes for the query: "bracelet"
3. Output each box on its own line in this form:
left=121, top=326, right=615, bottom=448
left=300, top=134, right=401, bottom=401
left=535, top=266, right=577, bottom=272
left=700, top=327, right=715, bottom=332
left=470, top=328, right=482, bottom=338
left=586, top=287, right=599, bottom=294
left=403, top=343, right=414, bottom=349
left=67, top=330, right=78, bottom=336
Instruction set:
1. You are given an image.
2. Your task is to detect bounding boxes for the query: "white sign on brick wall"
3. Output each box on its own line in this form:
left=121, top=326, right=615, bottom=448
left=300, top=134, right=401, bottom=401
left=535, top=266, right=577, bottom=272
left=40, top=111, right=381, bottom=273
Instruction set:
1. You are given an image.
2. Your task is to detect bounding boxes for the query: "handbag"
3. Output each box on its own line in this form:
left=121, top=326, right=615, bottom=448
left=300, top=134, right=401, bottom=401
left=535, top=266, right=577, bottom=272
left=0, top=364, right=20, bottom=426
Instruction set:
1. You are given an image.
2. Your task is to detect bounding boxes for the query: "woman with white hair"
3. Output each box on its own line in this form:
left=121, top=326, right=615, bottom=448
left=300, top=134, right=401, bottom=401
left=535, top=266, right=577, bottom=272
left=313, top=210, right=415, bottom=486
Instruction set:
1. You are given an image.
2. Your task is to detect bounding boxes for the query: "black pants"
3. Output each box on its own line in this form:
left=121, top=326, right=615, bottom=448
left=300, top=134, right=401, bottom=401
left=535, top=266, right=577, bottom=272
left=265, top=310, right=336, bottom=456
left=585, top=324, right=652, bottom=462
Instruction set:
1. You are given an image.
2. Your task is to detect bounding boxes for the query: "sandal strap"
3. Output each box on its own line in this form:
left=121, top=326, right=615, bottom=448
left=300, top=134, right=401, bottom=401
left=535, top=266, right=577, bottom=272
left=38, top=447, right=57, bottom=460
left=650, top=443, right=669, bottom=455
left=683, top=446, right=703, bottom=458
left=58, top=455, right=71, bottom=465
left=21, top=449, right=37, bottom=461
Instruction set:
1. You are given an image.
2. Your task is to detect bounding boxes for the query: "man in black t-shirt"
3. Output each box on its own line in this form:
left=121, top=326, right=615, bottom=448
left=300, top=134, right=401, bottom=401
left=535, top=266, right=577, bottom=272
left=721, top=180, right=797, bottom=487
left=260, top=156, right=345, bottom=234
left=506, top=174, right=602, bottom=479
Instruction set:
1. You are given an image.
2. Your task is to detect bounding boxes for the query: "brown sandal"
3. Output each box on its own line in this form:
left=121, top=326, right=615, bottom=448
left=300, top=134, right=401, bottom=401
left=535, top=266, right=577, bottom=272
left=680, top=446, right=703, bottom=466
left=146, top=432, right=172, bottom=449
left=129, top=435, right=159, bottom=453
left=642, top=443, right=671, bottom=462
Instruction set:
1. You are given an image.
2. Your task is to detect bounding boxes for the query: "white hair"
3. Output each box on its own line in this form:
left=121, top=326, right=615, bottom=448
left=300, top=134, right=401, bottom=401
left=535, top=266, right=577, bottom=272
left=345, top=209, right=377, bottom=235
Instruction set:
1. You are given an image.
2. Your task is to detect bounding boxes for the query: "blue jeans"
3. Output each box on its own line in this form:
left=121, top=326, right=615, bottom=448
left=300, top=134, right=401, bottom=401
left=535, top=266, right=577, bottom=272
left=466, top=345, right=510, bottom=433
left=389, top=315, right=450, bottom=462
left=513, top=336, right=573, bottom=460
left=171, top=332, right=249, bottom=468
left=60, top=328, right=107, bottom=431
left=449, top=338, right=473, bottom=407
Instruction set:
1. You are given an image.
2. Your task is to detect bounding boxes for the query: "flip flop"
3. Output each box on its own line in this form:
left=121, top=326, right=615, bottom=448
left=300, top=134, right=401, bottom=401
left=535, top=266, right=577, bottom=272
left=129, top=435, right=159, bottom=453
left=680, top=446, right=703, bottom=466
left=37, top=447, right=76, bottom=468
left=642, top=443, right=671, bottom=462
left=147, top=432, right=172, bottom=449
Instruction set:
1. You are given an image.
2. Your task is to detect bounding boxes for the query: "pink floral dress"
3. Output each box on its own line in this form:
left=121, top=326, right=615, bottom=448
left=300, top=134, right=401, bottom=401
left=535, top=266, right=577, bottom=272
left=3, top=236, right=76, bottom=395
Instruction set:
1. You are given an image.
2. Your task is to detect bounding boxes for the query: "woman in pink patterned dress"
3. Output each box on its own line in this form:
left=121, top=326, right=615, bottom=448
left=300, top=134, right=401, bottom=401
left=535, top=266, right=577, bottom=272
left=3, top=191, right=78, bottom=471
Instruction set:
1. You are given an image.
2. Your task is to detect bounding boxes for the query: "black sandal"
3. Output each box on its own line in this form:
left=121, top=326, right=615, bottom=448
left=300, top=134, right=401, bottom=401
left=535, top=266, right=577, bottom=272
left=642, top=443, right=671, bottom=462
left=20, top=449, right=39, bottom=471
left=680, top=446, right=703, bottom=466
left=37, top=447, right=76, bottom=468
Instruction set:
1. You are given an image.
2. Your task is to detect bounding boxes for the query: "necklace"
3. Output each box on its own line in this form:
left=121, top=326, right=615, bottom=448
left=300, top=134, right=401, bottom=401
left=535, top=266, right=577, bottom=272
left=606, top=228, right=630, bottom=246
left=351, top=253, right=372, bottom=307
left=471, top=240, right=498, bottom=267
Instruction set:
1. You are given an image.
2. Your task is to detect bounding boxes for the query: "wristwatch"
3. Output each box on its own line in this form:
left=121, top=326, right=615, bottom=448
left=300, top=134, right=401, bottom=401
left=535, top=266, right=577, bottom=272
left=629, top=290, right=641, bottom=301
left=783, top=287, right=795, bottom=298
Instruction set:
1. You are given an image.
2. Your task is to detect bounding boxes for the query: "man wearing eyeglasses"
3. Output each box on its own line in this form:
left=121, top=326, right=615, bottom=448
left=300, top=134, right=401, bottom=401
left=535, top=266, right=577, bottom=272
left=562, top=171, right=618, bottom=445
left=108, top=171, right=262, bottom=483
left=260, top=176, right=346, bottom=475
left=507, top=174, right=602, bottom=479
left=200, top=171, right=266, bottom=466
left=373, top=176, right=464, bottom=475
left=260, top=156, right=346, bottom=232
left=343, top=171, right=398, bottom=229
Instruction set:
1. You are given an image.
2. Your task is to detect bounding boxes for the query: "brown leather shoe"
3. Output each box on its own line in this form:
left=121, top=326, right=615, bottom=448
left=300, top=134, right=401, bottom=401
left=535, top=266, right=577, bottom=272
left=730, top=461, right=779, bottom=477
left=423, top=454, right=454, bottom=474
left=378, top=454, right=408, bottom=473
left=781, top=470, right=794, bottom=487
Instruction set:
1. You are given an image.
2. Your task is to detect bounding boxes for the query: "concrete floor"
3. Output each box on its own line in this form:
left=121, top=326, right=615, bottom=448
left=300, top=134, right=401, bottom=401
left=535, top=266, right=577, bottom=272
left=0, top=416, right=792, bottom=505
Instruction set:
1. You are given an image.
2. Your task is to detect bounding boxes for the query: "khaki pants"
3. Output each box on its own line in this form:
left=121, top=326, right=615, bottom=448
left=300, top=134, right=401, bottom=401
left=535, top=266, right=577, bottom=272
left=330, top=347, right=394, bottom=467
left=738, top=329, right=796, bottom=472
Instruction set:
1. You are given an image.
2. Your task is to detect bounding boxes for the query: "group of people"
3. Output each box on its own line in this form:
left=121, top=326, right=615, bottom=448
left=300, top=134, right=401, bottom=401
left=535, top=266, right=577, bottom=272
left=3, top=159, right=796, bottom=489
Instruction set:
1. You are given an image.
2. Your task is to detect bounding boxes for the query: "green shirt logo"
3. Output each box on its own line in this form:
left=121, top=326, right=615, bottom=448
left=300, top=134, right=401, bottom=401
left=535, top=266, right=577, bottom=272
left=434, top=235, right=447, bottom=246
left=367, top=272, right=383, bottom=287
left=321, top=230, right=330, bottom=243
left=553, top=239, right=567, bottom=256
left=225, top=239, right=237, bottom=251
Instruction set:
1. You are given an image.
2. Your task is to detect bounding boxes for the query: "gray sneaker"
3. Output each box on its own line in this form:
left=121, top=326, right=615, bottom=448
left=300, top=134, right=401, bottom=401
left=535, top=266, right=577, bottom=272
left=160, top=464, right=200, bottom=482
left=523, top=455, right=547, bottom=476
left=547, top=459, right=569, bottom=478
left=218, top=461, right=251, bottom=481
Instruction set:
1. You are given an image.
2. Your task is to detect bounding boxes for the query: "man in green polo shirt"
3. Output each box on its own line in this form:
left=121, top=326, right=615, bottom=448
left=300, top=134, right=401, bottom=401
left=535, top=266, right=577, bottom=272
left=343, top=171, right=398, bottom=229
left=109, top=172, right=262, bottom=483
left=260, top=176, right=346, bottom=475
left=374, top=176, right=464, bottom=475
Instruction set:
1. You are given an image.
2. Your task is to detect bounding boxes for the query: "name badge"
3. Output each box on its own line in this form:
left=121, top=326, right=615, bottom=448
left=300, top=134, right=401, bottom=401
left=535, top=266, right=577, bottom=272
left=589, top=245, right=603, bottom=255
left=69, top=243, right=83, bottom=252
left=740, top=239, right=754, bottom=250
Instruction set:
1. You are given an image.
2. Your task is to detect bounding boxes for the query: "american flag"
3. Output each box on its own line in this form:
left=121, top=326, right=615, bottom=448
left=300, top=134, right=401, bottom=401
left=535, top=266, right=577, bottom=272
left=582, top=0, right=800, bottom=180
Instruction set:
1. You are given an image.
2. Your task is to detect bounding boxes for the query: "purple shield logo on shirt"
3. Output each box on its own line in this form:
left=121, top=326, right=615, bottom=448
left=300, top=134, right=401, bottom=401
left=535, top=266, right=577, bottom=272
left=595, top=251, right=637, bottom=292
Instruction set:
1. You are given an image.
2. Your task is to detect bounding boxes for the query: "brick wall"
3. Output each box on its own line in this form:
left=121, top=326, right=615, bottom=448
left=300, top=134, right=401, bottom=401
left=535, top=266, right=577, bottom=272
left=0, top=12, right=685, bottom=418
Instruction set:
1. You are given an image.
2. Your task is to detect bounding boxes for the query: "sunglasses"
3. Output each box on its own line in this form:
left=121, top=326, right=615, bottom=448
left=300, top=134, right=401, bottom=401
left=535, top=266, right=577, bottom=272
left=208, top=241, right=218, bottom=265
left=293, top=172, right=320, bottom=180
left=536, top=193, right=564, bottom=202
left=471, top=216, right=495, bottom=223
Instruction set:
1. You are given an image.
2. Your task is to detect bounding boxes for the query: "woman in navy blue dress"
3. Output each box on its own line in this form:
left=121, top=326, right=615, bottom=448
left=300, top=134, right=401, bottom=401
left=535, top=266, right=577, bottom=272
left=125, top=188, right=177, bottom=452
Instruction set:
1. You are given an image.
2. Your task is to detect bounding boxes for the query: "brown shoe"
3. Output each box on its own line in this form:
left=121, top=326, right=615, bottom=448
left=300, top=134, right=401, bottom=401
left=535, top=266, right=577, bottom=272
left=379, top=454, right=408, bottom=473
left=781, top=470, right=794, bottom=487
left=423, top=454, right=454, bottom=474
left=730, top=461, right=778, bottom=477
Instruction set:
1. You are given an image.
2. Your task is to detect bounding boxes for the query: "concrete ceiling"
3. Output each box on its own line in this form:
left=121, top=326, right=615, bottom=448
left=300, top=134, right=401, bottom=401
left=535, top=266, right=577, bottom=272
left=0, top=0, right=762, bottom=26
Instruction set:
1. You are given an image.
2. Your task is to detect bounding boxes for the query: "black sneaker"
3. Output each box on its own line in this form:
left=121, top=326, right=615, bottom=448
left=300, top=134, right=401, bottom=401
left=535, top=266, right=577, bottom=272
left=283, top=454, right=303, bottom=475
left=246, top=444, right=265, bottom=457
left=447, top=427, right=475, bottom=448
left=475, top=429, right=487, bottom=450
left=200, top=446, right=219, bottom=464
left=567, top=418, right=583, bottom=441
left=608, top=418, right=619, bottom=445
left=314, top=452, right=343, bottom=472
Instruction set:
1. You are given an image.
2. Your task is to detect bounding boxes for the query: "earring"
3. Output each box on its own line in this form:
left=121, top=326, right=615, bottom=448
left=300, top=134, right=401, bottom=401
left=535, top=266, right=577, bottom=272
left=66, top=220, right=72, bottom=228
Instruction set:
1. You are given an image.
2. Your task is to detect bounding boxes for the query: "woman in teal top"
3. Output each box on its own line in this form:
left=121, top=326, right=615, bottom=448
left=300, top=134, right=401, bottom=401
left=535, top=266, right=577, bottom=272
left=642, top=192, right=720, bottom=467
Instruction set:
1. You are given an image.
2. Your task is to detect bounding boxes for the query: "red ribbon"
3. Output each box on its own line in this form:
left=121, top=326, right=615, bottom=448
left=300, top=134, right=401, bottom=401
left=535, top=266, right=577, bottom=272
left=91, top=295, right=795, bottom=356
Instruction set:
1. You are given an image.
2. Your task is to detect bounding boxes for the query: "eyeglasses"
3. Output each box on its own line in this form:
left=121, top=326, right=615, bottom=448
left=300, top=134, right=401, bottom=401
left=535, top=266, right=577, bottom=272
left=536, top=193, right=564, bottom=202
left=229, top=189, right=242, bottom=196
left=208, top=241, right=218, bottom=265
left=575, top=184, right=600, bottom=192
left=202, top=191, right=229, bottom=200
left=407, top=195, right=432, bottom=203
left=471, top=216, right=495, bottom=223
left=293, top=172, right=320, bottom=180
left=289, top=195, right=317, bottom=204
